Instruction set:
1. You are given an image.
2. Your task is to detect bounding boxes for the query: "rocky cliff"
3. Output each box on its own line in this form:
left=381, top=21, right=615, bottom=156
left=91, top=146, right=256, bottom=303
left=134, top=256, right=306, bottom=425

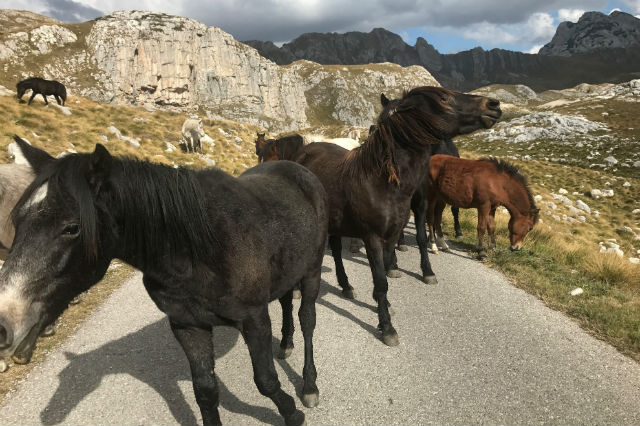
left=539, top=11, right=640, bottom=56
left=245, top=23, right=640, bottom=92
left=0, top=10, right=438, bottom=131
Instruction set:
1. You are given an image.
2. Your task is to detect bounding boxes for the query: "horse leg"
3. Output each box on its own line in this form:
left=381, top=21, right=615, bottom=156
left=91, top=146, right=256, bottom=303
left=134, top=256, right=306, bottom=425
left=426, top=195, right=439, bottom=254
left=28, top=92, right=37, bottom=105
left=363, top=235, right=399, bottom=346
left=414, top=200, right=437, bottom=284
left=384, top=239, right=402, bottom=279
left=242, top=307, right=305, bottom=426
left=476, top=205, right=490, bottom=259
left=169, top=321, right=222, bottom=426
left=435, top=200, right=450, bottom=252
left=487, top=207, right=497, bottom=249
left=452, top=206, right=463, bottom=239
left=396, top=230, right=408, bottom=251
left=278, top=290, right=294, bottom=359
left=349, top=237, right=361, bottom=253
left=54, top=95, right=62, bottom=105
left=41, top=93, right=48, bottom=105
left=329, top=235, right=355, bottom=299
left=298, top=272, right=321, bottom=408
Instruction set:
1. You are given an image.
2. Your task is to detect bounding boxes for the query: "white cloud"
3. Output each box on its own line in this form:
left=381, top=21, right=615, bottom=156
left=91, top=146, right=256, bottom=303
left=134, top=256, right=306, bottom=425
left=558, top=8, right=585, bottom=22
left=524, top=12, right=556, bottom=41
left=609, top=7, right=621, bottom=14
left=461, top=22, right=517, bottom=43
left=621, top=0, right=640, bottom=13
left=527, top=44, right=543, bottom=54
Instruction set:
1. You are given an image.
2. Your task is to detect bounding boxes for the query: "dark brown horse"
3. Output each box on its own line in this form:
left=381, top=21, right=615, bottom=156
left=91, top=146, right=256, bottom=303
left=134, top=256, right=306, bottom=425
left=294, top=86, right=501, bottom=346
left=254, top=133, right=269, bottom=162
left=427, top=155, right=539, bottom=258
left=17, top=77, right=67, bottom=106
left=261, top=134, right=304, bottom=162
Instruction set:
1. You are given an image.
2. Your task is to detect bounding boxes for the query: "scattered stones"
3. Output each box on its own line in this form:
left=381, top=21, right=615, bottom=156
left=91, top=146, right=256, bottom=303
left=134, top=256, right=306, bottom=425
left=534, top=195, right=543, bottom=202
left=0, top=85, right=15, bottom=97
left=603, top=156, right=618, bottom=165
left=593, top=210, right=600, bottom=217
left=623, top=181, right=631, bottom=187
left=577, top=215, right=587, bottom=223
left=629, top=257, right=640, bottom=264
left=558, top=188, right=568, bottom=194
left=590, top=189, right=602, bottom=199
left=552, top=193, right=573, bottom=205
left=107, top=126, right=140, bottom=149
left=617, top=226, right=635, bottom=235
left=602, top=189, right=614, bottom=197
left=546, top=201, right=557, bottom=210
left=165, top=142, right=176, bottom=153
left=575, top=200, right=591, bottom=214
left=633, top=161, right=640, bottom=168
left=633, top=209, right=640, bottom=215
left=48, top=103, right=71, bottom=115
left=570, top=288, right=584, bottom=296
left=568, top=206, right=583, bottom=217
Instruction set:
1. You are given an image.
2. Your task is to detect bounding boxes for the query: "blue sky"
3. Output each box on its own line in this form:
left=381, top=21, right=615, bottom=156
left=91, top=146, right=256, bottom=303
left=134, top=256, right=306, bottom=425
left=2, top=0, right=640, bottom=54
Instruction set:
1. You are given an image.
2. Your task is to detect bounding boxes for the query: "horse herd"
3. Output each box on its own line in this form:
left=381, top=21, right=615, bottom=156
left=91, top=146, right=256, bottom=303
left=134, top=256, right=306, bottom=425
left=0, top=83, right=542, bottom=426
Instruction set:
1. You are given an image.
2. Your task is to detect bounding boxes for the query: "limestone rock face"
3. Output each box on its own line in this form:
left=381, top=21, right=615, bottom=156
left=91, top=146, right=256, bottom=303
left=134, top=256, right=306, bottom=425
left=0, top=24, right=77, bottom=60
left=87, top=11, right=309, bottom=129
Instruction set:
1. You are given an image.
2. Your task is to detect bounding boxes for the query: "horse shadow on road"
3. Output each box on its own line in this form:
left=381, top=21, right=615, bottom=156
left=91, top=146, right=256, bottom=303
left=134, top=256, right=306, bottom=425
left=40, top=318, right=305, bottom=426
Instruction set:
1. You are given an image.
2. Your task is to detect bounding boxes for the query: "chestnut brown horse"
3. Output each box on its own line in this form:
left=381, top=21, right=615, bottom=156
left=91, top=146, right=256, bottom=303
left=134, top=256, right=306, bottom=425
left=294, top=86, right=501, bottom=346
left=427, top=155, right=539, bottom=258
left=254, top=133, right=269, bottom=162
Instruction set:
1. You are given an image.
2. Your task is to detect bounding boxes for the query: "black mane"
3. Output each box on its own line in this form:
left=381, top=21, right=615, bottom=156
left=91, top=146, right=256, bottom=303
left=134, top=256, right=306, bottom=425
left=343, top=87, right=455, bottom=184
left=481, top=157, right=538, bottom=213
left=13, top=154, right=217, bottom=266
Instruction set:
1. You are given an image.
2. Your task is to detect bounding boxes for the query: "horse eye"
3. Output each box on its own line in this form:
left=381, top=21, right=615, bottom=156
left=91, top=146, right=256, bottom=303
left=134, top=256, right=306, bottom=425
left=62, top=224, right=80, bottom=237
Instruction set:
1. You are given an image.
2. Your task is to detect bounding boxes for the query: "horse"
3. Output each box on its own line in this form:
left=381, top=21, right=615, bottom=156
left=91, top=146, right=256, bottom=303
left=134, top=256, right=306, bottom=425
left=0, top=137, right=328, bottom=426
left=16, top=77, right=67, bottom=106
left=427, top=155, right=539, bottom=258
left=294, top=86, right=501, bottom=346
left=395, top=138, right=463, bottom=253
left=181, top=118, right=205, bottom=153
left=254, top=133, right=269, bottom=162
left=0, top=163, right=34, bottom=260
left=260, top=134, right=305, bottom=162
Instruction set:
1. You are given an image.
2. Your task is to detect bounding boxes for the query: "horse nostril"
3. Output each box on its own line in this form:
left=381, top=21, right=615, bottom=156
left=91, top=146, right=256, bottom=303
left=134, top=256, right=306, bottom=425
left=487, top=98, right=500, bottom=110
left=0, top=319, right=12, bottom=349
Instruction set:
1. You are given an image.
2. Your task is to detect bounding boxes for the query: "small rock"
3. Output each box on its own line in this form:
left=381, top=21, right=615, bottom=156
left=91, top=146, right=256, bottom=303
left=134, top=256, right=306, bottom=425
left=606, top=247, right=624, bottom=257
left=234, top=136, right=243, bottom=144
left=633, top=161, right=640, bottom=168
left=606, top=241, right=620, bottom=249
left=623, top=181, right=631, bottom=187
left=546, top=201, right=557, bottom=210
left=617, top=226, right=635, bottom=234
left=558, top=188, right=568, bottom=194
left=629, top=257, right=640, bottom=264
left=534, top=195, right=543, bottom=202
left=604, top=156, right=618, bottom=165
left=99, top=135, right=108, bottom=142
left=48, top=103, right=71, bottom=116
left=568, top=206, right=582, bottom=217
left=602, top=189, right=614, bottom=197
left=577, top=215, right=587, bottom=223
left=632, top=209, right=640, bottom=215
left=593, top=210, right=600, bottom=217
left=590, top=189, right=602, bottom=199
left=570, top=288, right=584, bottom=296
left=165, top=142, right=176, bottom=153
left=575, top=200, right=591, bottom=214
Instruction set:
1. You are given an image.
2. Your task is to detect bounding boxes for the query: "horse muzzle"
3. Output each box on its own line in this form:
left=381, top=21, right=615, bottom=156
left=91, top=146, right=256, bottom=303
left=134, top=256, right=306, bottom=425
left=510, top=244, right=522, bottom=251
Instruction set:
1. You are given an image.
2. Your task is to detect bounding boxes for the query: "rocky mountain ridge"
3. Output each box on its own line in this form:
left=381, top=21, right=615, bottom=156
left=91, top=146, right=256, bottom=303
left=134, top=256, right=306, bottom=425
left=0, top=10, right=438, bottom=131
left=244, top=12, right=640, bottom=92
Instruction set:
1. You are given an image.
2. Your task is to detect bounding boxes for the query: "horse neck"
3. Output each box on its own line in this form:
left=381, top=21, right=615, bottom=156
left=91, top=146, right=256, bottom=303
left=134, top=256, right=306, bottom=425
left=393, top=145, right=432, bottom=194
left=500, top=175, right=532, bottom=219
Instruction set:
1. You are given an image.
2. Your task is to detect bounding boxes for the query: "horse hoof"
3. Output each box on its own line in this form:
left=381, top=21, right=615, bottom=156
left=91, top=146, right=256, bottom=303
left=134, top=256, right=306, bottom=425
left=11, top=355, right=30, bottom=365
left=342, top=289, right=355, bottom=299
left=285, top=410, right=305, bottom=426
left=456, top=234, right=464, bottom=240
left=397, top=245, right=409, bottom=252
left=382, top=331, right=400, bottom=347
left=292, top=289, right=301, bottom=300
left=278, top=346, right=293, bottom=359
left=302, top=392, right=320, bottom=408
left=40, top=325, right=55, bottom=337
left=388, top=306, right=395, bottom=316
left=386, top=269, right=402, bottom=279
left=69, top=293, right=84, bottom=305
left=423, top=275, right=438, bottom=285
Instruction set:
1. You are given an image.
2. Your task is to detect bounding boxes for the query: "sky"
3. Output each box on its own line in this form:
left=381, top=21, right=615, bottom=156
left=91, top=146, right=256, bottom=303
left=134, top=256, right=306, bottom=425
left=2, top=0, right=640, bottom=54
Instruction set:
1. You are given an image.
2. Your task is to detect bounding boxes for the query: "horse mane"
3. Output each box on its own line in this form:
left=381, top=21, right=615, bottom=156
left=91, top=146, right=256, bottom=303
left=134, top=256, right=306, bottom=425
left=342, top=87, right=455, bottom=184
left=481, top=157, right=538, bottom=219
left=13, top=154, right=217, bottom=266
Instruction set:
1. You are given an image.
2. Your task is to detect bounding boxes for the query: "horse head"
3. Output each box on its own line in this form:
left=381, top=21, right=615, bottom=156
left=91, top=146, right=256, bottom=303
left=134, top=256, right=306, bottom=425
left=509, top=207, right=540, bottom=251
left=0, top=137, right=114, bottom=362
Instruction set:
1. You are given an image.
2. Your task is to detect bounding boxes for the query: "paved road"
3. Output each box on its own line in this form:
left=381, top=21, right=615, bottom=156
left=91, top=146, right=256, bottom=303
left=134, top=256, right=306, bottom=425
left=1, top=228, right=640, bottom=426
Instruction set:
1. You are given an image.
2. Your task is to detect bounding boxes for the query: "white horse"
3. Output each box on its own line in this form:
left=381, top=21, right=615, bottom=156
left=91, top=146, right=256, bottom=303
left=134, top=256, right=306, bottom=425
left=181, top=118, right=206, bottom=153
left=302, top=134, right=360, bottom=150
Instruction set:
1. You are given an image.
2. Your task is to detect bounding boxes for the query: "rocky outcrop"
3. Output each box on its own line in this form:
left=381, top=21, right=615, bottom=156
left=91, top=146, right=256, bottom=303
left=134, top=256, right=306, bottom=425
left=539, top=11, right=640, bottom=56
left=0, top=10, right=439, bottom=131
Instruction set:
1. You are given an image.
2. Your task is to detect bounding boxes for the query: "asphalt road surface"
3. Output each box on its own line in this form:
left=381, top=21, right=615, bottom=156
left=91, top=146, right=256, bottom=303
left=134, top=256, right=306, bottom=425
left=1, top=228, right=639, bottom=425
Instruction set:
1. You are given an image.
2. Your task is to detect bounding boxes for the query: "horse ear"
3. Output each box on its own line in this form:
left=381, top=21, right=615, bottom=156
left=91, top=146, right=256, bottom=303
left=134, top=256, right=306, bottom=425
left=381, top=93, right=390, bottom=107
left=12, top=135, right=54, bottom=173
left=87, top=144, right=113, bottom=195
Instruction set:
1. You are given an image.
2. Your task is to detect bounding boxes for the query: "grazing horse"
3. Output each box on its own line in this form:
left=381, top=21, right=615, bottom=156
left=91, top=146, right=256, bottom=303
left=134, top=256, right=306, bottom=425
left=295, top=86, right=501, bottom=346
left=427, top=155, right=539, bottom=258
left=396, top=138, right=463, bottom=253
left=16, top=77, right=67, bottom=106
left=181, top=118, right=205, bottom=153
left=0, top=137, right=328, bottom=426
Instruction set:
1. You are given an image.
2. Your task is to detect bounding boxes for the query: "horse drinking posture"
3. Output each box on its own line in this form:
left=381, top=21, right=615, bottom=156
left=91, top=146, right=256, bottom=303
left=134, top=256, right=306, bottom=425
left=295, top=86, right=501, bottom=346
left=0, top=137, right=328, bottom=426
left=16, top=77, right=67, bottom=106
left=427, top=155, right=539, bottom=258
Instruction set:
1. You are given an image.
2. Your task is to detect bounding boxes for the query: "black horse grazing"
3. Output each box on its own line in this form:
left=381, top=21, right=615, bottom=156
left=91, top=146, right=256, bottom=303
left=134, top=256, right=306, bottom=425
left=396, top=138, right=463, bottom=252
left=261, top=134, right=304, bottom=162
left=295, top=87, right=501, bottom=346
left=0, top=137, right=328, bottom=426
left=16, top=77, right=67, bottom=106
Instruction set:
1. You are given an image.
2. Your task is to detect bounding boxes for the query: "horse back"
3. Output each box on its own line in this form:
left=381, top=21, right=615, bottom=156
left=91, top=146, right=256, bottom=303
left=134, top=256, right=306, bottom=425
left=429, top=155, right=490, bottom=208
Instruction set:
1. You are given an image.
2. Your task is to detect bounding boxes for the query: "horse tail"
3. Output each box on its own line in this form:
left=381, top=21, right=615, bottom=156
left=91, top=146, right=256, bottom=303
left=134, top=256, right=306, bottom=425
left=60, top=83, right=67, bottom=105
